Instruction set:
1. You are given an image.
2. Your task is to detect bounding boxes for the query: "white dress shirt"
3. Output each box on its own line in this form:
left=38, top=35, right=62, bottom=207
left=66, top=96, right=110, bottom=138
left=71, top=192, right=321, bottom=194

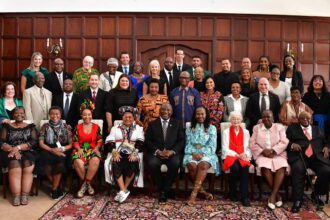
left=259, top=92, right=270, bottom=111
left=63, top=92, right=73, bottom=107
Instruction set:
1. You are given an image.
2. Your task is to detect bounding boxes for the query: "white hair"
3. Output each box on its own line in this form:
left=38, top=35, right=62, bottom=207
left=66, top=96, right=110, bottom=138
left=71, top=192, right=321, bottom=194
left=228, top=111, right=243, bottom=122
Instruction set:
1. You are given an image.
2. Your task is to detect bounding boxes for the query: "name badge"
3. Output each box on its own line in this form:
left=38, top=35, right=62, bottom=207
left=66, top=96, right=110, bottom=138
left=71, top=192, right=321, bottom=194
left=56, top=141, right=61, bottom=148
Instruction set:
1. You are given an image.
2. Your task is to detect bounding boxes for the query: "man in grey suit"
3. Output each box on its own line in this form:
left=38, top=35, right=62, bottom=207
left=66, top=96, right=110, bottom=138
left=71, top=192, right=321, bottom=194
left=23, top=72, right=52, bottom=129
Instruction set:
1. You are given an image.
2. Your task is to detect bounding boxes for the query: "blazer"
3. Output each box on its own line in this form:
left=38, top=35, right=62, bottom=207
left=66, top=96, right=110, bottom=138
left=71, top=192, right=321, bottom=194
left=44, top=71, right=72, bottom=96
left=173, top=63, right=191, bottom=73
left=223, top=95, right=249, bottom=122
left=79, top=88, right=107, bottom=120
left=0, top=97, right=23, bottom=122
left=52, top=93, right=80, bottom=129
left=23, top=85, right=52, bottom=129
left=117, top=65, right=134, bottom=75
left=160, top=68, right=180, bottom=95
left=146, top=118, right=185, bottom=156
left=286, top=124, right=330, bottom=165
left=280, top=70, right=304, bottom=94
left=245, top=92, right=280, bottom=130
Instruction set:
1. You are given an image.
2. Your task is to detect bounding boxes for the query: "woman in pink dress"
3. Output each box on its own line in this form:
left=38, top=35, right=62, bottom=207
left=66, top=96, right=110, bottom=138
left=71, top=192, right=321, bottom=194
left=250, top=110, right=289, bottom=210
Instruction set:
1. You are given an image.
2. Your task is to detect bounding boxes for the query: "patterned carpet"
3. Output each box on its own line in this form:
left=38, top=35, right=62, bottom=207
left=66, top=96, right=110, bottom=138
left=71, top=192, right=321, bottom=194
left=40, top=192, right=329, bottom=220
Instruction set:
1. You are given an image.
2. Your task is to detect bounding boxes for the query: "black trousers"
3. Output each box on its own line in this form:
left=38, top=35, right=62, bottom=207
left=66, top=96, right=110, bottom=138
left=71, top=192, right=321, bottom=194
left=290, top=155, right=330, bottom=202
left=148, top=154, right=181, bottom=193
left=229, top=160, right=249, bottom=200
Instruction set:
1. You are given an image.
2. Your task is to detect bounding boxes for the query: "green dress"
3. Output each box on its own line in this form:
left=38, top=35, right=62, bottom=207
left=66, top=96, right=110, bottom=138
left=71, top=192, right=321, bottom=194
left=21, top=67, right=49, bottom=89
left=72, top=67, right=99, bottom=94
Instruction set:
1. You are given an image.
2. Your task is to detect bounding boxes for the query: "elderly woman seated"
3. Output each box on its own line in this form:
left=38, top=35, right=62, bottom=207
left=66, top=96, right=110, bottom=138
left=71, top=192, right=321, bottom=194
left=183, top=106, right=220, bottom=206
left=38, top=106, right=72, bottom=199
left=279, top=86, right=313, bottom=126
left=72, top=100, right=103, bottom=198
left=104, top=106, right=144, bottom=203
left=0, top=107, right=38, bottom=206
left=222, top=111, right=251, bottom=206
left=250, top=110, right=289, bottom=210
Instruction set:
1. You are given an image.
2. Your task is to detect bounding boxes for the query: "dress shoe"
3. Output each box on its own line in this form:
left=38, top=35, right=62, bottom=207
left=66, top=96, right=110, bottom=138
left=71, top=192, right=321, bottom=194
left=311, top=193, right=325, bottom=206
left=267, top=199, right=276, bottom=210
left=167, top=190, right=176, bottom=200
left=241, top=198, right=251, bottom=207
left=291, top=200, right=302, bottom=213
left=159, top=191, right=167, bottom=203
left=229, top=195, right=238, bottom=202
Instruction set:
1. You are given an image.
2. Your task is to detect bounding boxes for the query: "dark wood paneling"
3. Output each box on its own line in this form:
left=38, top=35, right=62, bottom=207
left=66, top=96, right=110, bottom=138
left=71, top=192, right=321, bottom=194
left=1, top=13, right=330, bottom=97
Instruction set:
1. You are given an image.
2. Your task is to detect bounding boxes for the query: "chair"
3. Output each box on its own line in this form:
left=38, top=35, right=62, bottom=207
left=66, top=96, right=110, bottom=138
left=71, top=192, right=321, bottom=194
left=306, top=168, right=329, bottom=204
left=219, top=122, right=256, bottom=199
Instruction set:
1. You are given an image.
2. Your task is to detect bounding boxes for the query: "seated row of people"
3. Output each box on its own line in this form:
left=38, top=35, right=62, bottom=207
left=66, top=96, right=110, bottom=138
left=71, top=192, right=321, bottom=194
left=1, top=102, right=329, bottom=214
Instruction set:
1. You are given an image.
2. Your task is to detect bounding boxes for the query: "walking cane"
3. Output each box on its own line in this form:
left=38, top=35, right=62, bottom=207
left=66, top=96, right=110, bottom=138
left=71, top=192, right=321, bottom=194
left=298, top=150, right=321, bottom=211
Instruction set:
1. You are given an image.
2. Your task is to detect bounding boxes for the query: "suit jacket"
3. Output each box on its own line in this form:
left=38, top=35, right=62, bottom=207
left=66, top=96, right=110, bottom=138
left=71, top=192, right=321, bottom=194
left=160, top=69, right=180, bottom=96
left=173, top=63, right=191, bottom=73
left=117, top=65, right=133, bottom=75
left=44, top=71, right=72, bottom=96
left=223, top=95, right=249, bottom=123
left=23, top=85, right=52, bottom=129
left=186, top=67, right=211, bottom=80
left=79, top=88, right=107, bottom=120
left=146, top=118, right=185, bottom=156
left=286, top=124, right=330, bottom=165
left=245, top=92, right=280, bottom=130
left=52, top=93, right=80, bottom=129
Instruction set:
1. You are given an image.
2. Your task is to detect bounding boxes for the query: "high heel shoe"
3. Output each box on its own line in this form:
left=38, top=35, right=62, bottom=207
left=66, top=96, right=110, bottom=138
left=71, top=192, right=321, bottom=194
left=187, top=181, right=202, bottom=206
left=199, top=187, right=213, bottom=200
left=275, top=195, right=283, bottom=207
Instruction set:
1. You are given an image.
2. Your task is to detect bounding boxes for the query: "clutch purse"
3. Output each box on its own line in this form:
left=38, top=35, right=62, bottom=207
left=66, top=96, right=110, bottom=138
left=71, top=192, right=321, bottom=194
left=119, top=142, right=136, bottom=154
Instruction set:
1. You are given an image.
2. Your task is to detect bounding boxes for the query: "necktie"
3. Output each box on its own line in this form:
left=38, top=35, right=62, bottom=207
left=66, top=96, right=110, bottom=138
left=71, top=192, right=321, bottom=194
left=260, top=94, right=266, bottom=113
left=63, top=94, right=70, bottom=118
left=168, top=71, right=173, bottom=87
left=124, top=66, right=128, bottom=74
left=40, top=88, right=45, bottom=99
left=162, top=120, right=168, bottom=141
left=92, top=90, right=96, bottom=101
left=178, top=65, right=181, bottom=72
left=58, top=74, right=63, bottom=89
left=303, top=128, right=313, bottom=157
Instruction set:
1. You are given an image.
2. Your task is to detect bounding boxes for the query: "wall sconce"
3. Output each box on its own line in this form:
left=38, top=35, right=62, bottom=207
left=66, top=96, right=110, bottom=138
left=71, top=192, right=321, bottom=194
left=286, top=43, right=304, bottom=58
left=46, top=38, right=63, bottom=56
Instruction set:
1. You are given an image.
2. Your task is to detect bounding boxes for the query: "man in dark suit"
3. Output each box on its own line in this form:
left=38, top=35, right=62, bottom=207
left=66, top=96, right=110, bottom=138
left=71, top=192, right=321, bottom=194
left=245, top=77, right=280, bottom=131
left=160, top=57, right=180, bottom=96
left=286, top=111, right=330, bottom=213
left=146, top=103, right=185, bottom=203
left=52, top=78, right=80, bottom=129
left=117, top=51, right=133, bottom=75
left=214, top=58, right=239, bottom=96
left=173, top=49, right=191, bottom=73
left=79, top=73, right=107, bottom=120
left=45, top=58, right=72, bottom=96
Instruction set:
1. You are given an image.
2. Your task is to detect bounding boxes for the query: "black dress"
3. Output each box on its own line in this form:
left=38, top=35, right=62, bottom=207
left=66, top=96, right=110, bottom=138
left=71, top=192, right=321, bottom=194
left=0, top=123, right=37, bottom=168
left=240, top=82, right=258, bottom=98
left=105, top=88, right=139, bottom=122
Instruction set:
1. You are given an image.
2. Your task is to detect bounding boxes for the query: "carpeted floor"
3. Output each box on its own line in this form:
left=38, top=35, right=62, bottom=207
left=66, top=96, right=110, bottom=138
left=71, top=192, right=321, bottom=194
left=40, top=191, right=329, bottom=220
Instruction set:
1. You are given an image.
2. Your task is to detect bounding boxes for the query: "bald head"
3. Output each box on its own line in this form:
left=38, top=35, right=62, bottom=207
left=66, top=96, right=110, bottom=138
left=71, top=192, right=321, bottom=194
left=258, top=77, right=269, bottom=94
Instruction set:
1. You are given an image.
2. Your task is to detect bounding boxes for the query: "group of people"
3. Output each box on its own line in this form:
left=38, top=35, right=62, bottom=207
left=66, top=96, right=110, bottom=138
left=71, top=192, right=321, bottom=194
left=0, top=49, right=329, bottom=214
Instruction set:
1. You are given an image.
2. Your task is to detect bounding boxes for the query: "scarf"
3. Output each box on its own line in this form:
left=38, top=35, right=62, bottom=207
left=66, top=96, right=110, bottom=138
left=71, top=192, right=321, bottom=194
left=223, top=126, right=250, bottom=171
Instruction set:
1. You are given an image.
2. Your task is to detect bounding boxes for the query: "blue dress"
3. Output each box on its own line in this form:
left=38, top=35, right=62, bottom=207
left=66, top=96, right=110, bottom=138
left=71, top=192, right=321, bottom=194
left=129, top=75, right=148, bottom=98
left=183, top=124, right=220, bottom=175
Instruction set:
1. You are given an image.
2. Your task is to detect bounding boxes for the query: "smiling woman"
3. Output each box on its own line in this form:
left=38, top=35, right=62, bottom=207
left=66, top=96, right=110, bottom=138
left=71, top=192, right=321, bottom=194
left=0, top=82, right=23, bottom=125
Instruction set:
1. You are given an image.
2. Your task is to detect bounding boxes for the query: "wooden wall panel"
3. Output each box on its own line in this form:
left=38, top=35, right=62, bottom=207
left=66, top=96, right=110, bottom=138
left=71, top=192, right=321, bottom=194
left=0, top=13, right=330, bottom=96
left=168, top=17, right=181, bottom=36
left=3, top=17, right=17, bottom=36
left=51, top=17, right=65, bottom=36
left=35, top=17, right=49, bottom=36
left=101, top=17, right=116, bottom=36
left=135, top=17, right=148, bottom=36
left=18, top=17, right=33, bottom=36
left=266, top=20, right=281, bottom=39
